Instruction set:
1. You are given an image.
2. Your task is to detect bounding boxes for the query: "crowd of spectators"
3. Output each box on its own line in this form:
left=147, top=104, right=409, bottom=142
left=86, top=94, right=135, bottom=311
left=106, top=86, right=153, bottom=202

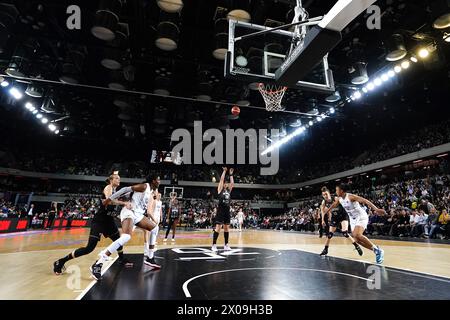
left=1, top=172, right=450, bottom=240
left=252, top=174, right=450, bottom=239
left=0, top=198, right=18, bottom=218
left=1, top=120, right=449, bottom=185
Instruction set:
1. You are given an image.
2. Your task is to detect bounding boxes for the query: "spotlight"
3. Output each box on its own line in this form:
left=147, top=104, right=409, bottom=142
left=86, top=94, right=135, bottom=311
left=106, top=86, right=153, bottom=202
left=388, top=70, right=395, bottom=77
left=418, top=48, right=429, bottom=59
left=25, top=102, right=33, bottom=110
left=308, top=120, right=313, bottom=126
left=385, top=34, right=407, bottom=61
left=401, top=60, right=410, bottom=69
left=351, top=62, right=369, bottom=85
left=374, top=78, right=382, bottom=86
left=410, top=56, right=418, bottom=63
left=41, top=117, right=48, bottom=124
left=362, top=87, right=368, bottom=93
left=1, top=80, right=9, bottom=87
left=367, top=82, right=375, bottom=90
left=430, top=1, right=450, bottom=30
left=325, top=91, right=341, bottom=103
left=354, top=91, right=362, bottom=99
left=381, top=73, right=389, bottom=82
left=32, top=110, right=38, bottom=114
left=36, top=113, right=43, bottom=119
left=48, top=124, right=56, bottom=131
left=394, top=65, right=402, bottom=73
left=317, top=116, right=322, bottom=122
left=54, top=130, right=60, bottom=134
left=329, top=107, right=335, bottom=114
left=321, top=114, right=326, bottom=120
left=9, top=87, right=23, bottom=100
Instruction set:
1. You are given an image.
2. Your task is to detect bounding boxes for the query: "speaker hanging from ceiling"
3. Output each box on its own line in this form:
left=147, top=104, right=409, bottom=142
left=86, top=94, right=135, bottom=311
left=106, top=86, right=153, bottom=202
left=156, top=0, right=184, bottom=13
left=226, top=0, right=252, bottom=22
left=430, top=0, right=450, bottom=29
left=213, top=18, right=228, bottom=60
left=91, top=0, right=122, bottom=41
left=155, top=21, right=180, bottom=51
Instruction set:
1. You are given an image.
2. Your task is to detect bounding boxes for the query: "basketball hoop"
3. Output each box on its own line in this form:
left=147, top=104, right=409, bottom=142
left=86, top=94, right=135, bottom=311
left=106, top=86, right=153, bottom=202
left=258, top=83, right=287, bottom=112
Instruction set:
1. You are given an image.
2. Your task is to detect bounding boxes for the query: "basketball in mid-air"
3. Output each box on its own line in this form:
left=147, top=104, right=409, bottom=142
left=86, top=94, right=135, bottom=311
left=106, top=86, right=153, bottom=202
left=231, top=106, right=240, bottom=116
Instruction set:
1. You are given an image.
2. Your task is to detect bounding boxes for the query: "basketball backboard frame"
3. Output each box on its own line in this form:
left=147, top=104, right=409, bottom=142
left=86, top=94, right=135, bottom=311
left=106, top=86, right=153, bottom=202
left=225, top=19, right=335, bottom=93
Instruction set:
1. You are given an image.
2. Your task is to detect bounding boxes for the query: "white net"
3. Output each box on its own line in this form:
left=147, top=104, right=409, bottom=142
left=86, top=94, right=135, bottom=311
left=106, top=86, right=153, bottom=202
left=258, top=83, right=287, bottom=112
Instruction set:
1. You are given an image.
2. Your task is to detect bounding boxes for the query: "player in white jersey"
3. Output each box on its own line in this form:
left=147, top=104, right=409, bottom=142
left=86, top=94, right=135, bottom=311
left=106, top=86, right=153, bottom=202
left=237, top=208, right=244, bottom=232
left=143, top=190, right=162, bottom=269
left=90, top=175, right=160, bottom=280
left=324, top=183, right=385, bottom=264
left=319, top=186, right=363, bottom=257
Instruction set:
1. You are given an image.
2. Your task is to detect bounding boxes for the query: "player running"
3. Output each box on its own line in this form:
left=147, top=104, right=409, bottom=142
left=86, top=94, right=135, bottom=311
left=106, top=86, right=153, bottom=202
left=324, top=183, right=385, bottom=264
left=319, top=186, right=363, bottom=257
left=53, top=173, right=132, bottom=275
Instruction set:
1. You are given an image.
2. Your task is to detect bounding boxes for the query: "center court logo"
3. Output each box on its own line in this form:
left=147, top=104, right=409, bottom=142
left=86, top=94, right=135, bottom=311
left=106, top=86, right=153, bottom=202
left=170, top=121, right=280, bottom=176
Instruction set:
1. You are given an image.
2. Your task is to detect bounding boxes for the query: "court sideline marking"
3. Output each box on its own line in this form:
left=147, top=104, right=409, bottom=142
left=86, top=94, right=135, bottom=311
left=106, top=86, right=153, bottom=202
left=293, top=248, right=450, bottom=282
left=75, top=256, right=119, bottom=300
left=181, top=267, right=372, bottom=298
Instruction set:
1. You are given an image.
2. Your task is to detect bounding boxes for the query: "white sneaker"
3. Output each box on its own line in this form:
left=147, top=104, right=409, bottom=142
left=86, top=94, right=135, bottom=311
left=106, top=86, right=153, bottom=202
left=171, top=238, right=175, bottom=242
left=224, top=244, right=231, bottom=251
left=97, top=251, right=108, bottom=263
left=211, top=245, right=218, bottom=252
left=163, top=238, right=167, bottom=242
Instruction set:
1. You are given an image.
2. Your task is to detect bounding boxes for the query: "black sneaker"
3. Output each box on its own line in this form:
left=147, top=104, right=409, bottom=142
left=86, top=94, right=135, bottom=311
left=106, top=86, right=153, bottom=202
left=144, top=256, right=161, bottom=269
left=354, top=244, right=363, bottom=256
left=53, top=260, right=66, bottom=275
left=118, top=256, right=134, bottom=267
left=320, top=248, right=328, bottom=256
left=90, top=262, right=103, bottom=280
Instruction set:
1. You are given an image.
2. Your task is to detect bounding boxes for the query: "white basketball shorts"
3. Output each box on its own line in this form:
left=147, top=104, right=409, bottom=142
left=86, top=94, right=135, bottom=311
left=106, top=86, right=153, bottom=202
left=120, top=207, right=145, bottom=225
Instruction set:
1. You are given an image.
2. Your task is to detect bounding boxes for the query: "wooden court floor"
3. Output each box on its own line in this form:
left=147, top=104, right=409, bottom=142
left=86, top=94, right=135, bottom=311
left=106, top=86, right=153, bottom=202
left=0, top=228, right=450, bottom=299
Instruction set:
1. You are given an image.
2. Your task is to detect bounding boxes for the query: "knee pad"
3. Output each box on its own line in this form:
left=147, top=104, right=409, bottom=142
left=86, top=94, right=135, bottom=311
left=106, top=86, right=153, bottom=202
left=118, top=233, right=131, bottom=246
left=327, top=232, right=334, bottom=239
left=342, top=231, right=350, bottom=238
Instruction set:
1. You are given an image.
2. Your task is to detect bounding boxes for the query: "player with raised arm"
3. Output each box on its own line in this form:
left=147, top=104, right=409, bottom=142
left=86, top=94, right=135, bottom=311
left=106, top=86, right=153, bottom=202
left=212, top=167, right=234, bottom=252
left=325, top=184, right=385, bottom=264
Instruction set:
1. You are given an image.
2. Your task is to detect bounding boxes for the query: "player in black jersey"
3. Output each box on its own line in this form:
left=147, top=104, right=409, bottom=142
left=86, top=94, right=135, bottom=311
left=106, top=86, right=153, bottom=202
left=53, top=173, right=132, bottom=275
left=319, top=186, right=363, bottom=257
left=211, top=167, right=234, bottom=252
left=163, top=193, right=180, bottom=242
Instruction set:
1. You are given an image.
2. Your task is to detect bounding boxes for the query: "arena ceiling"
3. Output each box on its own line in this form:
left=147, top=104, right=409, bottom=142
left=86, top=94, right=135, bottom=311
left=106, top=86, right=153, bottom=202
left=0, top=0, right=449, bottom=164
